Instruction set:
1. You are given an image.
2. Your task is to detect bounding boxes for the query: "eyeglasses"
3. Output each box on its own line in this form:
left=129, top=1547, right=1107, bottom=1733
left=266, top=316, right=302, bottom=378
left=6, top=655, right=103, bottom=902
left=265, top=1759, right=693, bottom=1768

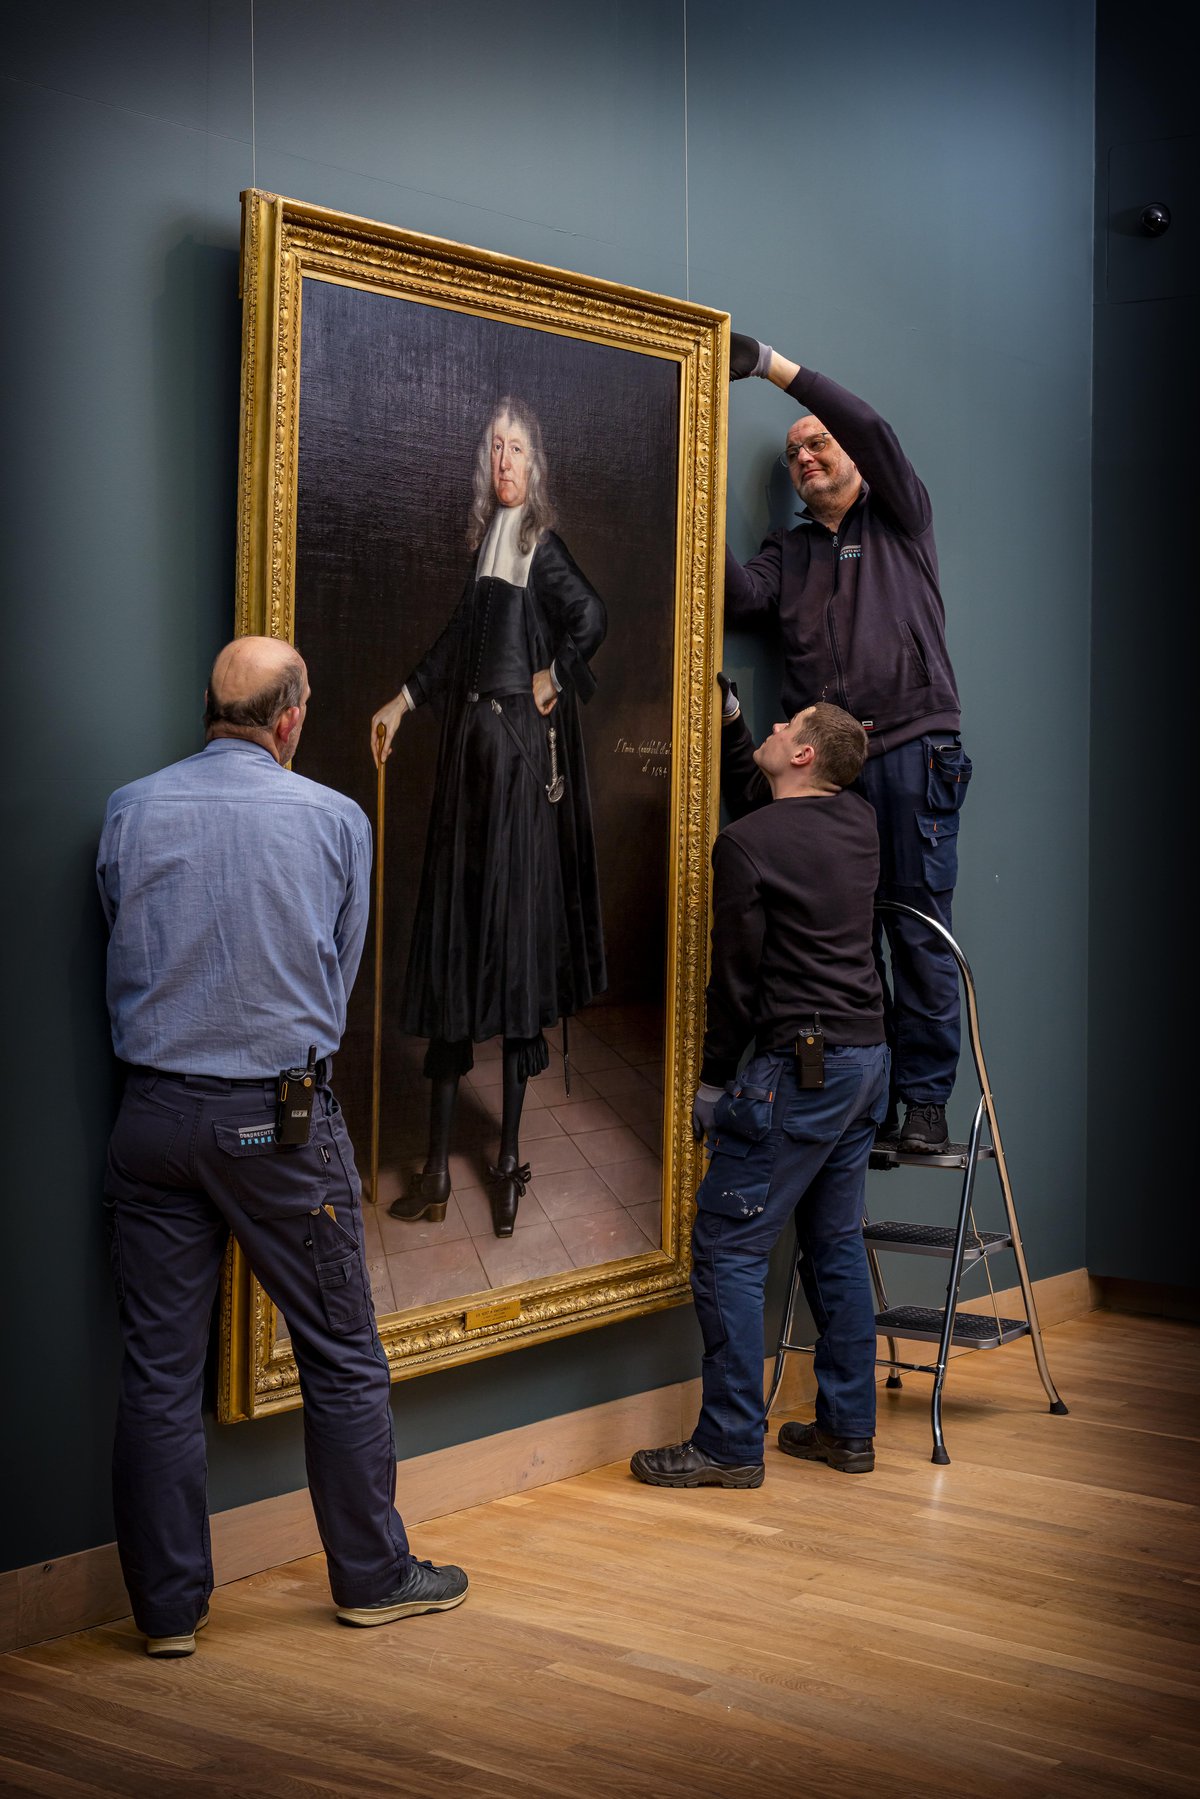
left=785, top=434, right=832, bottom=463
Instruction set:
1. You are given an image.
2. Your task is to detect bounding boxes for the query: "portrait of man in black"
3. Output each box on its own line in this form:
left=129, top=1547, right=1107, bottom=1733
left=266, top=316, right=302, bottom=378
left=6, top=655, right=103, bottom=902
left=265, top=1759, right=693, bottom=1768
left=371, top=398, right=608, bottom=1237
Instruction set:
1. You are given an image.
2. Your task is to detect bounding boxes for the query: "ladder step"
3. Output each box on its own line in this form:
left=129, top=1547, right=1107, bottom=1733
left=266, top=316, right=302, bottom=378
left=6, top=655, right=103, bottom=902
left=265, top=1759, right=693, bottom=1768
left=869, top=1140, right=996, bottom=1171
left=863, top=1220, right=1011, bottom=1261
left=875, top=1305, right=1030, bottom=1349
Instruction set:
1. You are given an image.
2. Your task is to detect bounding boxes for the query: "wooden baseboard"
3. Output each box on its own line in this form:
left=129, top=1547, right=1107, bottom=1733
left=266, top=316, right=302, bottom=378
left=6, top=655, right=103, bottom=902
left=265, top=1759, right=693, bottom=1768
left=1092, top=1276, right=1200, bottom=1323
left=2, top=1265, right=1091, bottom=1654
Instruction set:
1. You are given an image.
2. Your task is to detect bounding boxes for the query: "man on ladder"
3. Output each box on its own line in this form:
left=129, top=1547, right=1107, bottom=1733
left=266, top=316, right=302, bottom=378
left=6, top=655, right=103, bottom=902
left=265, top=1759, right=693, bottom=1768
left=722, top=335, right=972, bottom=1154
left=630, top=700, right=890, bottom=1486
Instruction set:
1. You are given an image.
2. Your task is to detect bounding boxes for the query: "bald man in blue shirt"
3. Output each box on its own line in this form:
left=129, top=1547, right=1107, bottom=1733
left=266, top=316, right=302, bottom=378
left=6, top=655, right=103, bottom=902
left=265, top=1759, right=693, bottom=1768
left=98, top=636, right=467, bottom=1655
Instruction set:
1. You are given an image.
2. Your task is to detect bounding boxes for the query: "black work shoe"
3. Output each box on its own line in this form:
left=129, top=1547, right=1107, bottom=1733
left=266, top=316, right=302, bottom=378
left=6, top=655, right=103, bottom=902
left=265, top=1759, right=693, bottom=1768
left=899, top=1102, right=949, bottom=1153
left=630, top=1440, right=764, bottom=1488
left=335, top=1558, right=468, bottom=1627
left=389, top=1169, right=451, bottom=1223
left=778, top=1421, right=875, bottom=1473
left=145, top=1609, right=209, bottom=1657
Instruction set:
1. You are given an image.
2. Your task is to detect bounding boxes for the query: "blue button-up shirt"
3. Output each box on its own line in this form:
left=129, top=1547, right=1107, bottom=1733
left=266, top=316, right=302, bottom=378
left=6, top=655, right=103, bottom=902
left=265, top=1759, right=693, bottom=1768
left=97, top=739, right=372, bottom=1077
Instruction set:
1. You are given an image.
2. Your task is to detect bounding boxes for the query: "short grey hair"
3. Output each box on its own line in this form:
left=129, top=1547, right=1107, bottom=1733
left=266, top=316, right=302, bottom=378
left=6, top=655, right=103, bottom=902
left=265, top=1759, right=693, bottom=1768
left=204, top=653, right=306, bottom=730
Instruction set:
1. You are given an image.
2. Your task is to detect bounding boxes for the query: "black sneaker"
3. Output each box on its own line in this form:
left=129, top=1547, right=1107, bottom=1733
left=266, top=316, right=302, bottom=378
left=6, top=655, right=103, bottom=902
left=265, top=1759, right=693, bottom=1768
left=899, top=1102, right=949, bottom=1153
left=335, top=1558, right=468, bottom=1626
left=778, top=1421, right=875, bottom=1473
left=630, top=1440, right=764, bottom=1488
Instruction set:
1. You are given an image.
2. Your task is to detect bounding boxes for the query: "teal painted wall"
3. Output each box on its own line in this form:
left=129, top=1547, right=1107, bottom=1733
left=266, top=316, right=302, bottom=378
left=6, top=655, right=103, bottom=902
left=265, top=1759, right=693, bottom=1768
left=1, top=0, right=1096, bottom=1571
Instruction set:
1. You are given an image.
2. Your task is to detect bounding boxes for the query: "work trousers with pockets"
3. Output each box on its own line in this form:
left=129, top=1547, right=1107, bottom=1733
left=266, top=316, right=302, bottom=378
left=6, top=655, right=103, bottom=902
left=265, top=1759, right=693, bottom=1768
left=856, top=734, right=972, bottom=1107
left=104, top=1069, right=410, bottom=1639
left=690, top=1045, right=890, bottom=1467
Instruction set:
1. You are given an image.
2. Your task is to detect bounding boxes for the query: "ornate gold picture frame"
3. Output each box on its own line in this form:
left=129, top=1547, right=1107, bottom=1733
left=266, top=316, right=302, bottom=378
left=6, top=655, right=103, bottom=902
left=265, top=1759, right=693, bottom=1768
left=219, top=190, right=727, bottom=1419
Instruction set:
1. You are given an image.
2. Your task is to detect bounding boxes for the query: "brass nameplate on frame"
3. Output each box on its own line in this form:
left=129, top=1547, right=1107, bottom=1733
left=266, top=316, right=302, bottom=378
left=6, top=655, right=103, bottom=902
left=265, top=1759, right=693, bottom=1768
left=219, top=190, right=727, bottom=1419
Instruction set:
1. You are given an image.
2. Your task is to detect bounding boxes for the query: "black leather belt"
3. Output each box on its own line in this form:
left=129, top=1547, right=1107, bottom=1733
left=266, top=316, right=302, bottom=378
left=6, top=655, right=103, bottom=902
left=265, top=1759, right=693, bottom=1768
left=134, top=1059, right=332, bottom=1088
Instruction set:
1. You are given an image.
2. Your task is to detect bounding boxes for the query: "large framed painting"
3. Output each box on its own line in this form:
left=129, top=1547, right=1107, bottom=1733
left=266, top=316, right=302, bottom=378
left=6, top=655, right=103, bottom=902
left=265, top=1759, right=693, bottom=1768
left=218, top=190, right=728, bottom=1419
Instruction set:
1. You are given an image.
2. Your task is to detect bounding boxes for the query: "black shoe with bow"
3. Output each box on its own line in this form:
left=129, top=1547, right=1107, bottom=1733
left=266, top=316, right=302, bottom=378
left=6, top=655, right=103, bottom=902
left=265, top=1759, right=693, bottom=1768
left=487, top=1158, right=530, bottom=1237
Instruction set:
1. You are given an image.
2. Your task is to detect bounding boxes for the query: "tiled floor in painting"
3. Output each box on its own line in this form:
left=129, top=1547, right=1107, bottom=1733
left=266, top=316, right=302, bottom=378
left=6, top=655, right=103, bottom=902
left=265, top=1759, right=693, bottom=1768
left=281, top=1005, right=666, bottom=1337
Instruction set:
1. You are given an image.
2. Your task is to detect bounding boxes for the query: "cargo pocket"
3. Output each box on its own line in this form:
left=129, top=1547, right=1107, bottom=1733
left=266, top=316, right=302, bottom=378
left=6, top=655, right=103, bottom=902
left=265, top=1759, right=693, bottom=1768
left=916, top=810, right=961, bottom=892
left=712, top=1083, right=775, bottom=1143
left=213, top=1121, right=332, bottom=1219
left=311, top=1207, right=371, bottom=1335
left=924, top=737, right=972, bottom=813
left=695, top=1135, right=772, bottom=1220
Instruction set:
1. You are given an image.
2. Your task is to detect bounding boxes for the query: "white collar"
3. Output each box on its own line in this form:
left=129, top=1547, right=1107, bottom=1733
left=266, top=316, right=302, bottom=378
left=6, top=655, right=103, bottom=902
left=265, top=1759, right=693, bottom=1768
left=476, top=505, right=537, bottom=587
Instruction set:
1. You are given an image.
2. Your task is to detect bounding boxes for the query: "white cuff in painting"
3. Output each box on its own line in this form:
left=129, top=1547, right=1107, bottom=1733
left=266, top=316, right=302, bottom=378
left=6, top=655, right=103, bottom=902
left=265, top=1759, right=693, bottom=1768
left=550, top=662, right=562, bottom=693
left=401, top=684, right=415, bottom=710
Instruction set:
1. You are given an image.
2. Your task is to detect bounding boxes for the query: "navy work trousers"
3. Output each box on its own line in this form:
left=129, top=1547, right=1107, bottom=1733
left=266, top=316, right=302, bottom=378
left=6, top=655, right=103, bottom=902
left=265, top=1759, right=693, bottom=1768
left=856, top=735, right=972, bottom=1106
left=690, top=1046, right=890, bottom=1466
left=104, top=1070, right=410, bottom=1639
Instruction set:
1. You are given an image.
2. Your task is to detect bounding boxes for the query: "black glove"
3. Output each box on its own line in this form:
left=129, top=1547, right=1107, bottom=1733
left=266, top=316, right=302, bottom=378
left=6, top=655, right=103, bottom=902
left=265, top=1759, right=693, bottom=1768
left=730, top=333, right=773, bottom=381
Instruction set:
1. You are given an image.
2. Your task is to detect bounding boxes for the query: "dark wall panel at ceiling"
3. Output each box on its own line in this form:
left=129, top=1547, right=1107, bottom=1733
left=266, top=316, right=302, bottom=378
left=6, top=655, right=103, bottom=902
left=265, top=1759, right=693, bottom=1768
left=1088, top=0, right=1197, bottom=1285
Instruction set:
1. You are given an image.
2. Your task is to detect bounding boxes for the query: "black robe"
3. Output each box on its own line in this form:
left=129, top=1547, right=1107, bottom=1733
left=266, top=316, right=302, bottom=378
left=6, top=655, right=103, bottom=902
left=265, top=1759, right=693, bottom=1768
left=400, top=530, right=607, bottom=1050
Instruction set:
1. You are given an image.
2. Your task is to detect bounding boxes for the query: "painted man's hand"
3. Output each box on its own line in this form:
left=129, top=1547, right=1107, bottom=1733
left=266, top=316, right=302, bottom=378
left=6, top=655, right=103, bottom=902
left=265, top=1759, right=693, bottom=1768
left=532, top=668, right=558, bottom=716
left=370, top=692, right=409, bottom=766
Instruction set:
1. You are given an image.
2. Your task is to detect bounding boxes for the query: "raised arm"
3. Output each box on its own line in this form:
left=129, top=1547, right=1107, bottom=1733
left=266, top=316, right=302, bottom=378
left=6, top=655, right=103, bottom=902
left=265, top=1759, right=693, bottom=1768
left=731, top=333, right=932, bottom=539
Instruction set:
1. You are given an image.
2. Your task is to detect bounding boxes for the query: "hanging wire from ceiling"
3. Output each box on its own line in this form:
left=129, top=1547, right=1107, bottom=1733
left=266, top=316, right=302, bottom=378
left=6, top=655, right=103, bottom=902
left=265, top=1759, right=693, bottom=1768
left=249, top=0, right=257, bottom=188
left=682, top=0, right=691, bottom=301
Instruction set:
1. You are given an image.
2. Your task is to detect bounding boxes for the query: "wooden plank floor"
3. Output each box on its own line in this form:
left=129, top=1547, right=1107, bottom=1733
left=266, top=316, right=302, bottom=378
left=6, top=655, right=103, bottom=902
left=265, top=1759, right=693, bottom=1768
left=1, top=1310, right=1198, bottom=1798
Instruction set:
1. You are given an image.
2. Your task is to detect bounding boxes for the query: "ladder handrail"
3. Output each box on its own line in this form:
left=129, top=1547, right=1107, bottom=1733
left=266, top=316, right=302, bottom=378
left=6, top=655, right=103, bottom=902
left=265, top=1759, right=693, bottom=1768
left=874, top=901, right=1065, bottom=1412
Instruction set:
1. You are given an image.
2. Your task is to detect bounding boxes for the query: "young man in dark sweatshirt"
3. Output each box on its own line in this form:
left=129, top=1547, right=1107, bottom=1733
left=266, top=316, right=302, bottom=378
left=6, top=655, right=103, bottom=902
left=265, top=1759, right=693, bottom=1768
left=630, top=703, right=890, bottom=1488
left=722, top=336, right=971, bottom=1154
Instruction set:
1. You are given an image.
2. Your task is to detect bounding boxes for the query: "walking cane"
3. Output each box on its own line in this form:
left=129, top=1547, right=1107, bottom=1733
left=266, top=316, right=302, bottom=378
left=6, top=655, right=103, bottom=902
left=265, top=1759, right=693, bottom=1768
left=368, top=720, right=386, bottom=1204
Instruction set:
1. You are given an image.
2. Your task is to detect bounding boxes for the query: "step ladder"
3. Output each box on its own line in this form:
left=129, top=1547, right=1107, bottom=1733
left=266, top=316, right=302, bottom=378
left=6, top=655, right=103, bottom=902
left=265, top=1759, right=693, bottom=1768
left=766, top=901, right=1068, bottom=1464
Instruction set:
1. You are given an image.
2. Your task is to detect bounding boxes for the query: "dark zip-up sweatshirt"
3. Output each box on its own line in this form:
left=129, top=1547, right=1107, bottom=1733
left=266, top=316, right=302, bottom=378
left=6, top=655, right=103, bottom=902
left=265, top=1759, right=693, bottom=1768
left=724, top=368, right=960, bottom=757
left=702, top=718, right=885, bottom=1085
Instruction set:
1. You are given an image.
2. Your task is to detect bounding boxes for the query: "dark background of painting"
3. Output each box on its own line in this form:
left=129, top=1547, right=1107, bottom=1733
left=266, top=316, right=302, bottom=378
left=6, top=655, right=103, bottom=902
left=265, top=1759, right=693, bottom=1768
left=293, top=278, right=680, bottom=1151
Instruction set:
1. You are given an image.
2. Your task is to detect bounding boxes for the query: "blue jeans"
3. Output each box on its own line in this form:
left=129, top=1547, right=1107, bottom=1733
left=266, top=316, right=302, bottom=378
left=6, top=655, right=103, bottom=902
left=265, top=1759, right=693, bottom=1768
left=689, top=1045, right=890, bottom=1465
left=104, top=1071, right=411, bottom=1638
left=856, top=735, right=972, bottom=1106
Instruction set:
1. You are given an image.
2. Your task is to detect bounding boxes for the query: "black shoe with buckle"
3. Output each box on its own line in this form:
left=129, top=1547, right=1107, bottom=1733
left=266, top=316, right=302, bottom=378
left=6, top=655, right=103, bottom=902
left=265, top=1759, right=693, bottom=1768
left=630, top=1440, right=764, bottom=1488
left=335, top=1557, right=469, bottom=1627
left=778, top=1421, right=875, bottom=1473
left=487, top=1158, right=530, bottom=1237
left=389, top=1168, right=451, bottom=1223
left=899, top=1102, right=949, bottom=1153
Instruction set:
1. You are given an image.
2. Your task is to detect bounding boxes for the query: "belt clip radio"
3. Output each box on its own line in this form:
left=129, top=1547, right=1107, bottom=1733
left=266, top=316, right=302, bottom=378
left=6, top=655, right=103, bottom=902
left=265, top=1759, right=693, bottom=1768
left=796, top=1015, right=825, bottom=1090
left=275, top=1045, right=318, bottom=1145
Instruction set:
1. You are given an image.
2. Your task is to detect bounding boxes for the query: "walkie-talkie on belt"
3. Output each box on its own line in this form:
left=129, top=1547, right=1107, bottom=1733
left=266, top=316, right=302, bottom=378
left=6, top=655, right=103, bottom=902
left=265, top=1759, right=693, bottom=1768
left=275, top=1045, right=318, bottom=1145
left=796, top=1015, right=825, bottom=1090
